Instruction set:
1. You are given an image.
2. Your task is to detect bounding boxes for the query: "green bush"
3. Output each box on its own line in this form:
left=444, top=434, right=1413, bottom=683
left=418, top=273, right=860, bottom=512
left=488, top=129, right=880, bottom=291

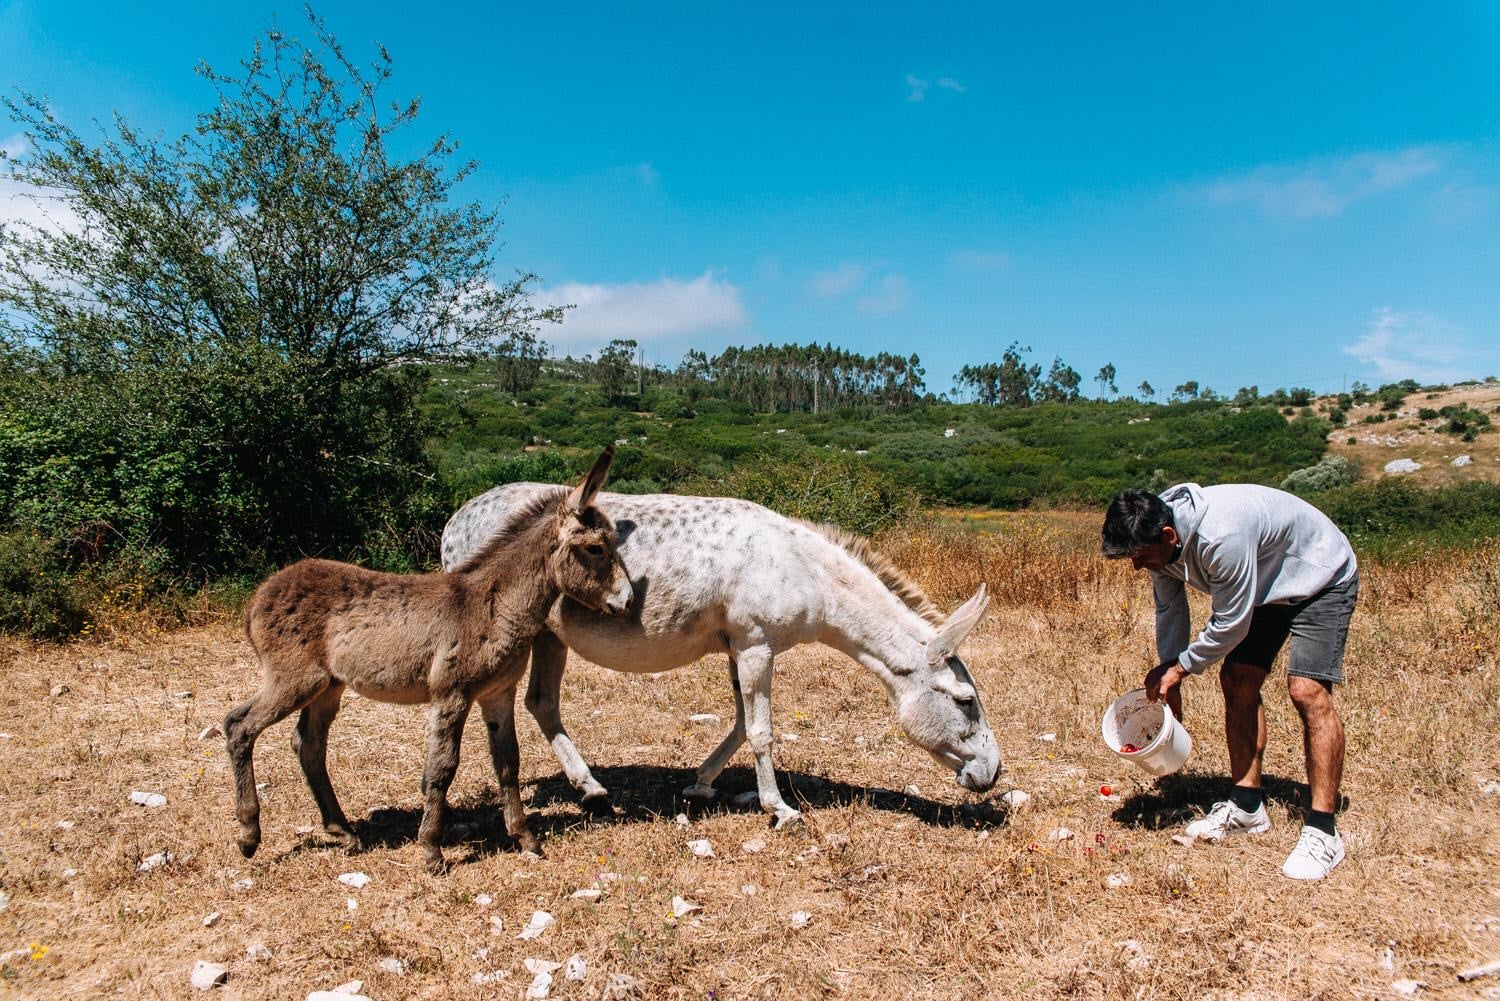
left=1282, top=455, right=1359, bottom=495
left=0, top=529, right=90, bottom=638
left=1315, top=480, right=1500, bottom=554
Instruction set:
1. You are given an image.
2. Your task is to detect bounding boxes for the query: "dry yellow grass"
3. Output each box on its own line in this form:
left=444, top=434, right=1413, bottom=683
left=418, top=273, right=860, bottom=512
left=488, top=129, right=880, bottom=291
left=2, top=521, right=1498, bottom=1000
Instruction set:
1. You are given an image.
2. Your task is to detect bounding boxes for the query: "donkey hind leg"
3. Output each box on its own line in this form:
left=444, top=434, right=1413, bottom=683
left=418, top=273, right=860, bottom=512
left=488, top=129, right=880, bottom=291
left=683, top=656, right=748, bottom=803
left=734, top=643, right=801, bottom=829
left=291, top=682, right=358, bottom=850
left=416, top=692, right=472, bottom=875
left=525, top=631, right=610, bottom=812
left=479, top=685, right=542, bottom=853
left=224, top=676, right=329, bottom=858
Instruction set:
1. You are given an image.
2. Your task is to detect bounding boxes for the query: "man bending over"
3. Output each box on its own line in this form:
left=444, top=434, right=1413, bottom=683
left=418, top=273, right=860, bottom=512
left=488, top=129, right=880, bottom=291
left=1101, top=483, right=1358, bottom=880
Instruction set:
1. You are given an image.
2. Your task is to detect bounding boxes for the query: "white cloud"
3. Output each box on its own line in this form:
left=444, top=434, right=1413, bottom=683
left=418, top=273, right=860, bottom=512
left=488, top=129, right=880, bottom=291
left=1343, top=307, right=1492, bottom=383
left=950, top=249, right=1010, bottom=272
left=1200, top=147, right=1442, bottom=218
left=856, top=273, right=909, bottom=315
left=808, top=261, right=869, bottom=298
left=541, top=272, right=749, bottom=347
left=905, top=74, right=965, bottom=103
left=0, top=135, right=82, bottom=238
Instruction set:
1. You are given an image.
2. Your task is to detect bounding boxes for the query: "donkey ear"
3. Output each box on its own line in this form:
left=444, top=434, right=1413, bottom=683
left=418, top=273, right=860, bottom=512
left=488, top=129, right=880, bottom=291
left=565, top=446, right=615, bottom=513
left=926, top=583, right=989, bottom=666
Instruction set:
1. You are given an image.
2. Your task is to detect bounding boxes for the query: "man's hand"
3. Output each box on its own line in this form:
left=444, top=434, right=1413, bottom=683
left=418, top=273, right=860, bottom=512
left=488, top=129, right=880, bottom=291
left=1144, top=661, right=1187, bottom=722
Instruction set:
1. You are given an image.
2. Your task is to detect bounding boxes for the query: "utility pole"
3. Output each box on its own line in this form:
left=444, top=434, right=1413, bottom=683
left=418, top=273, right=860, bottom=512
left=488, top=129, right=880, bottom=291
left=637, top=346, right=644, bottom=398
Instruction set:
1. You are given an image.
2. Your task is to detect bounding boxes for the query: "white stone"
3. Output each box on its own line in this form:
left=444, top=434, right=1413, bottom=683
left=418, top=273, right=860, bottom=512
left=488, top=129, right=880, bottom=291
left=673, top=813, right=690, bottom=826
left=780, top=732, right=800, bottom=742
left=1036, top=732, right=1057, bottom=742
left=517, top=910, right=555, bottom=940
left=202, top=911, right=221, bottom=927
left=138, top=851, right=172, bottom=872
left=377, top=957, right=405, bottom=976
left=998, top=789, right=1031, bottom=809
left=1453, top=455, right=1473, bottom=467
left=790, top=911, right=812, bottom=929
left=346, top=897, right=358, bottom=911
left=526, top=971, right=555, bottom=999
left=1384, top=458, right=1421, bottom=474
left=944, top=428, right=957, bottom=437
left=246, top=943, right=271, bottom=960
left=172, top=690, right=194, bottom=699
left=741, top=837, right=766, bottom=854
left=130, top=791, right=168, bottom=809
left=670, top=895, right=701, bottom=918
left=687, top=839, right=715, bottom=858
left=488, top=915, right=504, bottom=935
left=1048, top=827, right=1074, bottom=842
left=56, top=820, right=75, bottom=830
left=50, top=683, right=68, bottom=698
left=190, top=960, right=228, bottom=990
left=741, top=884, right=758, bottom=896
left=337, top=871, right=370, bottom=889
left=1392, top=980, right=1426, bottom=996
left=474, top=893, right=494, bottom=907
left=689, top=713, right=722, bottom=726
left=332, top=981, right=363, bottom=996
left=570, top=887, right=602, bottom=901
left=1105, top=872, right=1131, bottom=888
left=1170, top=833, right=1196, bottom=847
left=1379, top=947, right=1395, bottom=972
left=0, top=892, right=8, bottom=911
left=524, top=959, right=562, bottom=975
left=903, top=784, right=921, bottom=796
left=565, top=954, right=587, bottom=981
left=471, top=971, right=509, bottom=985
left=60, top=868, right=77, bottom=879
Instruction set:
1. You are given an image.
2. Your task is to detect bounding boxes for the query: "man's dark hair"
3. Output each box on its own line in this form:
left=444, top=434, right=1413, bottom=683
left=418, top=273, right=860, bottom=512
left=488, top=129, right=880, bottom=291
left=1101, top=488, right=1174, bottom=558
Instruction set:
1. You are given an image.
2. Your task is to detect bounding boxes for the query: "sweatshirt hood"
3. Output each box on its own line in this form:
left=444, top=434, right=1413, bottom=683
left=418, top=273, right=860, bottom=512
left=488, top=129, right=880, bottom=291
left=1160, top=482, right=1208, bottom=545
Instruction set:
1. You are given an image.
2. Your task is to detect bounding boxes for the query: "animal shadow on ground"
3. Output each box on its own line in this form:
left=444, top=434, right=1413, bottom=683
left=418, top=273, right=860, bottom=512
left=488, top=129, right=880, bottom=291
left=1110, top=771, right=1351, bottom=830
left=283, top=764, right=1009, bottom=868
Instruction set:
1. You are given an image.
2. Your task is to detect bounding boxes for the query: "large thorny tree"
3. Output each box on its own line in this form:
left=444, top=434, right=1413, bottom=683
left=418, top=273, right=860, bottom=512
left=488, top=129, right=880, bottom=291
left=0, top=14, right=558, bottom=578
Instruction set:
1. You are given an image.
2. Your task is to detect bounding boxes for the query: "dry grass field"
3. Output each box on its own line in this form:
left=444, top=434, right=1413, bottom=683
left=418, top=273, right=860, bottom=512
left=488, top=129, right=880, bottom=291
left=2, top=517, right=1498, bottom=1000
left=1325, top=382, right=1500, bottom=487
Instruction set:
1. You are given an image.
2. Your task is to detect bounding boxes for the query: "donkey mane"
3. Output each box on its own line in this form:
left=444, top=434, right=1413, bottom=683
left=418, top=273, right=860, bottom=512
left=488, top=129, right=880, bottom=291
left=452, top=488, right=567, bottom=574
left=794, top=519, right=944, bottom=626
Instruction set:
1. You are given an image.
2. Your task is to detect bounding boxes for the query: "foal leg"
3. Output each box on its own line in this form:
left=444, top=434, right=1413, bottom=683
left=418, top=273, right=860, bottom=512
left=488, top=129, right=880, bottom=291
left=479, top=684, right=541, bottom=853
left=291, top=682, right=358, bottom=850
left=524, top=631, right=610, bottom=812
left=416, top=692, right=472, bottom=875
left=735, top=643, right=800, bottom=829
left=224, top=673, right=328, bottom=857
left=684, top=656, right=747, bottom=802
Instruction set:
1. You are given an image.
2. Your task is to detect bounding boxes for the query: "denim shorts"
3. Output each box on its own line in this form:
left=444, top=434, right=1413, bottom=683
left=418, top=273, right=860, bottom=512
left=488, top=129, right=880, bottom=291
left=1226, top=572, right=1359, bottom=684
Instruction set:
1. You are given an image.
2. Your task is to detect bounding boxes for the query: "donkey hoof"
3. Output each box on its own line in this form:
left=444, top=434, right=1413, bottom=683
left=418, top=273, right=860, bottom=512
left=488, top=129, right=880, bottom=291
left=771, top=810, right=804, bottom=832
left=236, top=833, right=261, bottom=858
left=332, top=832, right=362, bottom=852
left=424, top=854, right=449, bottom=876
left=681, top=783, right=717, bottom=803
left=581, top=794, right=616, bottom=819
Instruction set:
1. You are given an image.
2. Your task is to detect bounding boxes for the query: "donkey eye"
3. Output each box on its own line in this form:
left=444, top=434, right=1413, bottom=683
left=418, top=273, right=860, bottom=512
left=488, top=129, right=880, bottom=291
left=583, top=544, right=606, bottom=558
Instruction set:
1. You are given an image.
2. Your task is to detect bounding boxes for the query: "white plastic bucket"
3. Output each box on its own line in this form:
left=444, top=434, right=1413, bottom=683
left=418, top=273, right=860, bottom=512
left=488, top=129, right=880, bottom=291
left=1101, top=688, right=1192, bottom=777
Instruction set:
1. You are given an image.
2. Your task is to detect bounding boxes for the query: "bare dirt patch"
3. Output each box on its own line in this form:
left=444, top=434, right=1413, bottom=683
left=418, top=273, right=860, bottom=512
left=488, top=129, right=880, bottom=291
left=2, top=533, right=1498, bottom=999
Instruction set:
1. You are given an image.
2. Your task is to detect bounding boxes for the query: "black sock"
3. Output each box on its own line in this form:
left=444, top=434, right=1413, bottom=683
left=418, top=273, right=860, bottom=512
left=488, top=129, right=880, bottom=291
left=1229, top=786, right=1263, bottom=814
left=1305, top=810, right=1336, bottom=836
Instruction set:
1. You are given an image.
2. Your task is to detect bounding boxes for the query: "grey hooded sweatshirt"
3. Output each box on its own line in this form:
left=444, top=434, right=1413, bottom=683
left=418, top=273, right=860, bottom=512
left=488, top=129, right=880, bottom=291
left=1154, top=483, right=1357, bottom=675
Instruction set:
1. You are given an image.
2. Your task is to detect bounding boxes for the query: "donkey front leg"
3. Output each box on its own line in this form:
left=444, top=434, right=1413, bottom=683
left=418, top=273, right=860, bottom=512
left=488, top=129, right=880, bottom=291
left=417, top=692, right=472, bottom=875
left=291, top=682, right=359, bottom=851
left=683, top=657, right=748, bottom=803
left=734, top=644, right=801, bottom=829
left=525, top=631, right=611, bottom=813
left=479, top=685, right=541, bottom=854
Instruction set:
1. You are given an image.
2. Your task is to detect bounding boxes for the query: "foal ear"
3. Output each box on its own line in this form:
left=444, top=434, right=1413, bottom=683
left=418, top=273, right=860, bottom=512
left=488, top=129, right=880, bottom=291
left=565, top=445, right=615, bottom=514
left=926, top=583, right=989, bottom=666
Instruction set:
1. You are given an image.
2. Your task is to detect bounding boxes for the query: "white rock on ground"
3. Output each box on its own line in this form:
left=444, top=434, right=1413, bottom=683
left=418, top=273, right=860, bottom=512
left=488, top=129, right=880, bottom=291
left=1171, top=834, right=1196, bottom=847
left=1036, top=732, right=1057, bottom=742
left=471, top=970, right=509, bottom=985
left=998, top=789, right=1031, bottom=809
left=565, top=954, right=587, bottom=981
left=740, top=837, right=766, bottom=854
left=377, top=957, right=405, bottom=976
left=138, top=852, right=172, bottom=872
left=1453, top=455, right=1473, bottom=467
left=673, top=813, right=690, bottom=826
left=687, top=839, right=715, bottom=858
left=790, top=911, right=812, bottom=929
left=190, top=960, right=229, bottom=990
left=689, top=713, right=721, bottom=726
left=0, top=893, right=8, bottom=911
left=1048, top=827, right=1074, bottom=842
left=474, top=893, right=493, bottom=907
left=670, top=896, right=701, bottom=918
left=570, top=887, right=603, bottom=901
left=246, top=943, right=271, bottom=961
left=517, top=910, right=555, bottom=940
left=741, top=884, right=758, bottom=896
left=1391, top=980, right=1426, bottom=996
left=337, top=872, right=370, bottom=889
left=201, top=911, right=220, bottom=927
left=524, top=959, right=562, bottom=1000
left=1105, top=872, right=1132, bottom=888
left=1384, top=458, right=1421, bottom=474
left=130, top=791, right=168, bottom=808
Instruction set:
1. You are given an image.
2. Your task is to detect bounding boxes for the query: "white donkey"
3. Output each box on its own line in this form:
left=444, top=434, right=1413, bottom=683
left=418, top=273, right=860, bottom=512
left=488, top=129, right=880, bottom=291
left=441, top=485, right=1000, bottom=828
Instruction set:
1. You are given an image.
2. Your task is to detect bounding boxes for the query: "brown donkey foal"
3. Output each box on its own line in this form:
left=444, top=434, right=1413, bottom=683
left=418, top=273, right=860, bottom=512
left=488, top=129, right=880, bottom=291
left=225, top=447, right=632, bottom=874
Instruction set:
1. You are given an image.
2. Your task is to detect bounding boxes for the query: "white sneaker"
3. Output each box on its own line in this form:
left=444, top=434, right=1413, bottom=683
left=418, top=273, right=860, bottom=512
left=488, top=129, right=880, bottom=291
left=1281, top=825, right=1344, bottom=880
left=1184, top=800, right=1271, bottom=842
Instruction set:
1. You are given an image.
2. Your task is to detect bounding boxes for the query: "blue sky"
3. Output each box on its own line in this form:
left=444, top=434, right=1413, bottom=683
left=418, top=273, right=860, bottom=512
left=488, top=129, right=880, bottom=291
left=3, top=2, right=1498, bottom=397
